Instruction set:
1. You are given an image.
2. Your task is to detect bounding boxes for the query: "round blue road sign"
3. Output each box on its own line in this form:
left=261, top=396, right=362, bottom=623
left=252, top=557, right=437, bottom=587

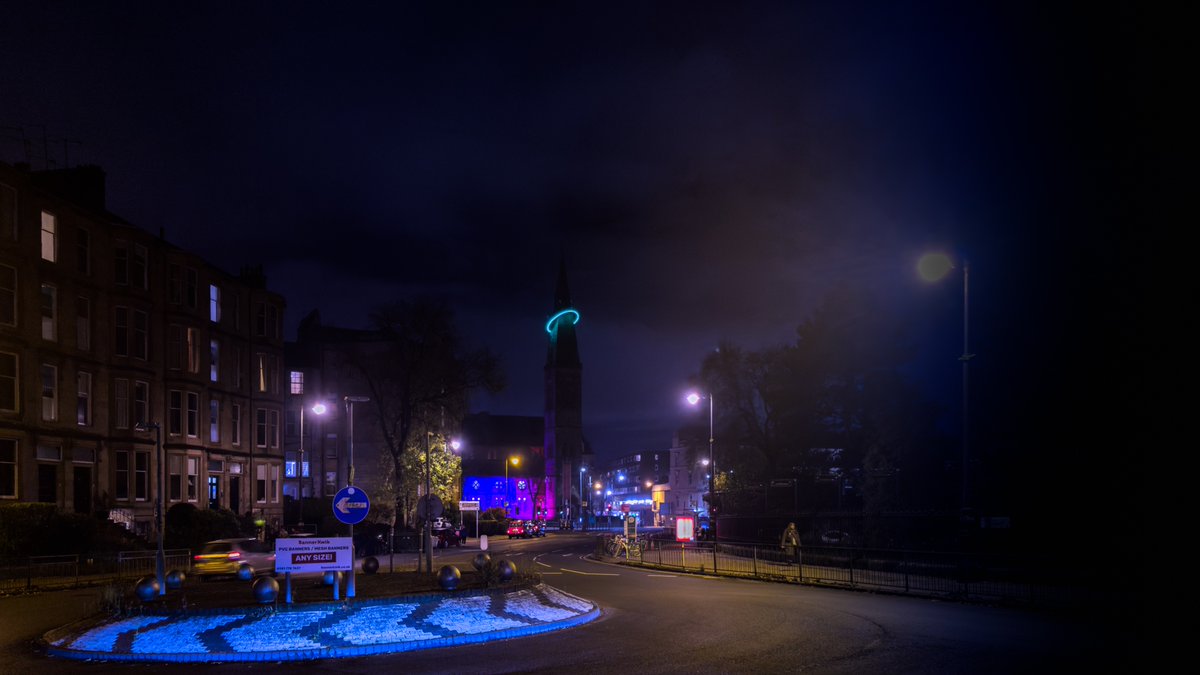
left=332, top=486, right=370, bottom=525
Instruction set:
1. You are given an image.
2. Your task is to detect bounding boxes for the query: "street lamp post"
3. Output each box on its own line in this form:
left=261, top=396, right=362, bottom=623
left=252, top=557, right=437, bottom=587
left=343, top=395, right=369, bottom=598
left=686, top=391, right=715, bottom=526
left=423, top=432, right=435, bottom=574
left=504, top=456, right=520, bottom=518
left=135, top=421, right=164, bottom=596
left=297, top=402, right=328, bottom=528
left=918, top=253, right=974, bottom=514
left=579, top=466, right=586, bottom=531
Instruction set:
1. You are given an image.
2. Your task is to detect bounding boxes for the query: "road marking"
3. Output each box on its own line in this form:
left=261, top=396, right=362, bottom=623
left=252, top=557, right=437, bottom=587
left=536, top=560, right=553, bottom=568
left=561, top=553, right=574, bottom=557
left=541, top=571, right=563, bottom=575
left=561, top=568, right=619, bottom=576
left=646, top=574, right=677, bottom=578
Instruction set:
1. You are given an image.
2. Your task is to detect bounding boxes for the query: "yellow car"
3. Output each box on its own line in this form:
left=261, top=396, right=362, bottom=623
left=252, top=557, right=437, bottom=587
left=193, top=538, right=276, bottom=580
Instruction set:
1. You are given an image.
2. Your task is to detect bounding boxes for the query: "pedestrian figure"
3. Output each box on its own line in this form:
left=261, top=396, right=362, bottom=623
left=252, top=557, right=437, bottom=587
left=781, top=522, right=801, bottom=566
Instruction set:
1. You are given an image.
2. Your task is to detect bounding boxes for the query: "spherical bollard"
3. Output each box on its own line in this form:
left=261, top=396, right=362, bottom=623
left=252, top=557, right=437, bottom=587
left=497, top=559, right=516, bottom=582
left=472, top=552, right=491, bottom=571
left=438, top=564, right=461, bottom=591
left=323, top=570, right=341, bottom=586
left=135, top=576, right=160, bottom=601
left=165, top=569, right=186, bottom=590
left=362, top=556, right=379, bottom=574
left=252, top=576, right=279, bottom=604
left=236, top=563, right=254, bottom=581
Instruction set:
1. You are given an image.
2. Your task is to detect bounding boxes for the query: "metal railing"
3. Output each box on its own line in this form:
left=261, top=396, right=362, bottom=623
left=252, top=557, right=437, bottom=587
left=594, top=535, right=1108, bottom=609
left=0, top=549, right=191, bottom=593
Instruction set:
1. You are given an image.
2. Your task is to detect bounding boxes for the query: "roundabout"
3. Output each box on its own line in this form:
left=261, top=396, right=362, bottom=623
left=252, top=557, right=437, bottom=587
left=42, top=582, right=598, bottom=663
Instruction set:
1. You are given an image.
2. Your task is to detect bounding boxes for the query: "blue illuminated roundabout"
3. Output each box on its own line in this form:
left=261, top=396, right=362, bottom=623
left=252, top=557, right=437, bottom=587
left=42, top=582, right=598, bottom=663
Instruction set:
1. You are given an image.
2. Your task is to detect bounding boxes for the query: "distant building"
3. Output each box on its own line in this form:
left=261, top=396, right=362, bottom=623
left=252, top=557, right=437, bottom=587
left=0, top=161, right=287, bottom=534
left=584, top=432, right=711, bottom=528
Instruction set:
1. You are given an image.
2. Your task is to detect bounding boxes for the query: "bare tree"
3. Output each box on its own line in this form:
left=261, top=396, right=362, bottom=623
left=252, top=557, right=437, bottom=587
left=346, top=298, right=504, bottom=530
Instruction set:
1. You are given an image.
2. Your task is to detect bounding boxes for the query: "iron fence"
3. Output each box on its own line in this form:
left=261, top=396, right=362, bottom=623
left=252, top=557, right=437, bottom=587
left=0, top=549, right=191, bottom=593
left=595, top=535, right=1105, bottom=609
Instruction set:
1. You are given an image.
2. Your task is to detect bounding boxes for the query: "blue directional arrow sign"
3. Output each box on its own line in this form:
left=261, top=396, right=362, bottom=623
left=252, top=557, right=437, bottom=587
left=332, top=486, right=370, bottom=525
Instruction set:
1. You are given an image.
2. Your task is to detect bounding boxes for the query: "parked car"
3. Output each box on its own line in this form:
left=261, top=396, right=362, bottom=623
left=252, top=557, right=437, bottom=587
left=193, top=538, right=276, bottom=580
left=528, top=520, right=547, bottom=537
left=506, top=521, right=529, bottom=539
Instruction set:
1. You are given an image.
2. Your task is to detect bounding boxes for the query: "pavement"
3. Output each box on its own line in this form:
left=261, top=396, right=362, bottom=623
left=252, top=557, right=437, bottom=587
left=42, top=580, right=599, bottom=663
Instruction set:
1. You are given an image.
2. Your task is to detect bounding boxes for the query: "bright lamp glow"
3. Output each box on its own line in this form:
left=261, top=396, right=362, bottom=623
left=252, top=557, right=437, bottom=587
left=310, top=403, right=327, bottom=415
left=917, top=252, right=954, bottom=282
left=686, top=392, right=701, bottom=406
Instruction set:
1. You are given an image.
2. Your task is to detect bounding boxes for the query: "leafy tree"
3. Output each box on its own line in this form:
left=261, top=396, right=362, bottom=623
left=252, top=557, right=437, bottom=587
left=692, top=284, right=940, bottom=513
left=347, top=298, right=504, bottom=531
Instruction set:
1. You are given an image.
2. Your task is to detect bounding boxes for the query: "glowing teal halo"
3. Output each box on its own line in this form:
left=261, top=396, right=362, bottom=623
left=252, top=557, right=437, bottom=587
left=545, top=308, right=580, bottom=334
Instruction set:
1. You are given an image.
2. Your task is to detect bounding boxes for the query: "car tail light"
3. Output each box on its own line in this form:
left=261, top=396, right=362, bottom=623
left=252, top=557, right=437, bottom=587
left=193, top=555, right=202, bottom=561
left=228, top=551, right=241, bottom=560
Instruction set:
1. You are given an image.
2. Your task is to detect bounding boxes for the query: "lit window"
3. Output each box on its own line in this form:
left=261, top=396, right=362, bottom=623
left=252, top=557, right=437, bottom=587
left=40, top=284, right=56, bottom=341
left=210, top=284, right=221, bottom=322
left=290, top=371, right=304, bottom=395
left=210, top=340, right=220, bottom=382
left=76, top=371, right=92, bottom=426
left=40, top=211, right=56, bottom=262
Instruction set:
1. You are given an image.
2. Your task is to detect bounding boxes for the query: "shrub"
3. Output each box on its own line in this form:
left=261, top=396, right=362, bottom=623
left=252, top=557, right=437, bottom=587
left=0, top=503, right=145, bottom=556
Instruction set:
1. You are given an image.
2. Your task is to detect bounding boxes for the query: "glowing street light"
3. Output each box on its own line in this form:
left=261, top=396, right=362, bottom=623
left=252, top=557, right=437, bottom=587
left=504, top=456, right=520, bottom=517
left=686, top=390, right=715, bottom=520
left=918, top=252, right=974, bottom=513
left=297, top=402, right=328, bottom=526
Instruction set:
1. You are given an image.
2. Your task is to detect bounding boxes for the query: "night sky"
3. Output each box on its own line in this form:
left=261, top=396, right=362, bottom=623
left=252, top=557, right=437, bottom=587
left=2, top=2, right=1146, bottom=491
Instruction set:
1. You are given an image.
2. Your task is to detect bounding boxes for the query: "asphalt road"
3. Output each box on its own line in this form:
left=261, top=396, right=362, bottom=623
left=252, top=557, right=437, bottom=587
left=1, top=533, right=1142, bottom=674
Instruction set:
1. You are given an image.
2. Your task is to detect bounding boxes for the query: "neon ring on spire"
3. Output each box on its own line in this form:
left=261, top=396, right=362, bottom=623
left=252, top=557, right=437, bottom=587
left=545, top=308, right=580, bottom=334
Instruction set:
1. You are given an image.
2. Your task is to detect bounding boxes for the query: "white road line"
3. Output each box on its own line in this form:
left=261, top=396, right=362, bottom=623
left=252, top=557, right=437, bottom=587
left=536, top=560, right=553, bottom=568
left=561, top=568, right=619, bottom=576
left=561, top=553, right=574, bottom=557
left=541, top=572, right=563, bottom=575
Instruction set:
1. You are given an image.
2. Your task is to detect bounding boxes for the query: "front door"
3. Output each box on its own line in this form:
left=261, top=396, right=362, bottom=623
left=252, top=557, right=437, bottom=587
left=208, top=475, right=220, bottom=509
left=73, top=466, right=91, bottom=514
left=229, top=476, right=241, bottom=514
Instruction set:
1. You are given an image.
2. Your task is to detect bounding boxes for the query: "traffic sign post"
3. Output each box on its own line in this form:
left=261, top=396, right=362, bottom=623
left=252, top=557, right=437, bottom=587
left=332, top=485, right=369, bottom=599
left=333, top=486, right=370, bottom=525
left=459, top=500, right=481, bottom=540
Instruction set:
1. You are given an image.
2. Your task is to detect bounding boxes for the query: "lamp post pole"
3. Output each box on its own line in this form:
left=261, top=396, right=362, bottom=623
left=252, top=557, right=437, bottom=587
left=579, top=466, right=586, bottom=531
left=918, top=252, right=973, bottom=516
left=343, top=396, right=369, bottom=598
left=424, top=433, right=433, bottom=574
left=959, top=260, right=973, bottom=513
left=298, top=406, right=306, bottom=528
left=707, top=393, right=714, bottom=522
left=153, top=423, right=164, bottom=595
left=136, top=422, right=164, bottom=595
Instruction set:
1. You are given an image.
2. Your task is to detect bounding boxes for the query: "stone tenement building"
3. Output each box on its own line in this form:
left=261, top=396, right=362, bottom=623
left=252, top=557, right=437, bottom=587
left=0, top=161, right=286, bottom=535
